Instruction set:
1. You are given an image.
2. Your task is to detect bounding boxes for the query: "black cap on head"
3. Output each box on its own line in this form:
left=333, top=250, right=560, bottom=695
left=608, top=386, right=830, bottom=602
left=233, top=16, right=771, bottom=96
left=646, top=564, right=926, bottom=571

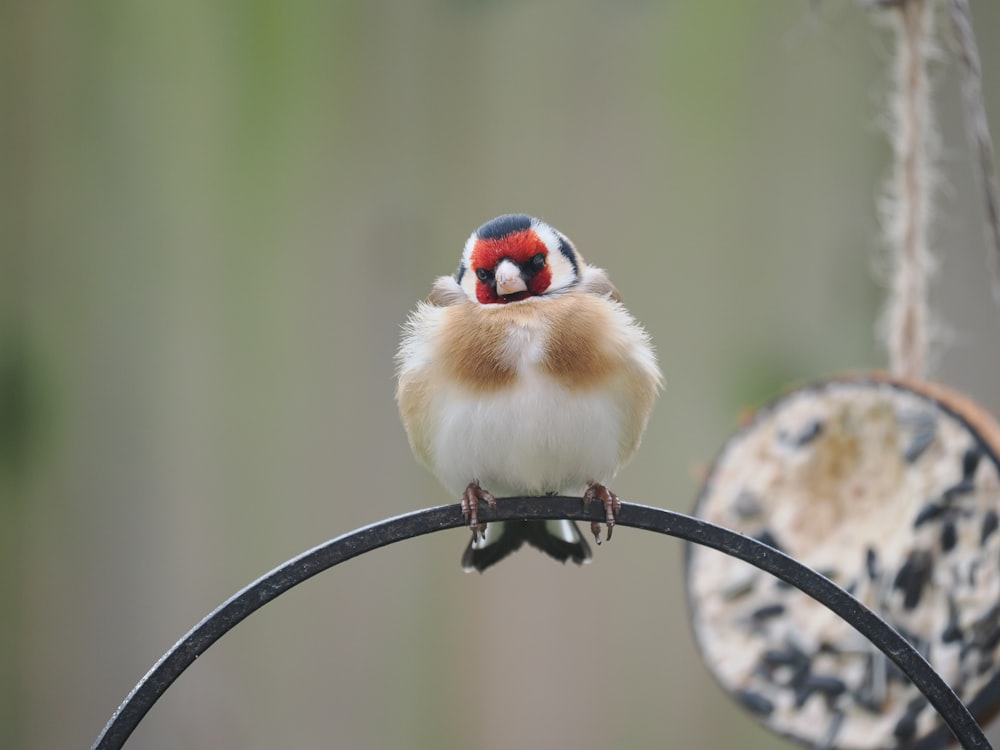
left=476, top=214, right=533, bottom=241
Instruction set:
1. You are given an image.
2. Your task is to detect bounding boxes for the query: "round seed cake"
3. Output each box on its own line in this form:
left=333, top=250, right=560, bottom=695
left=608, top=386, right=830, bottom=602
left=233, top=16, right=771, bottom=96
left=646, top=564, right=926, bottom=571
left=687, top=375, right=1000, bottom=750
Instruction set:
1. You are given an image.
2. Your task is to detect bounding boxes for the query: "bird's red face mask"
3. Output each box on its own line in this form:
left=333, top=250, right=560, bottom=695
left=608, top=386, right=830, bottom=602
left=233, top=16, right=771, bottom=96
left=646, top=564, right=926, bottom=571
left=470, top=230, right=552, bottom=304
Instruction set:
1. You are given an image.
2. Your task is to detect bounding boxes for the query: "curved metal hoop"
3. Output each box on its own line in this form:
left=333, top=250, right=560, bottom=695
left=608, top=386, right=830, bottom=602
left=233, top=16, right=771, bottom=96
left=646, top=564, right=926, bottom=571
left=91, top=498, right=993, bottom=750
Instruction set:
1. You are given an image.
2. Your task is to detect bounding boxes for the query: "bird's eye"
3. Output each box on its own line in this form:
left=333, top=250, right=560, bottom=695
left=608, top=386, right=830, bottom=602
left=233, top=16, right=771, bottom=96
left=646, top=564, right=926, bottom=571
left=531, top=253, right=546, bottom=269
left=476, top=268, right=492, bottom=282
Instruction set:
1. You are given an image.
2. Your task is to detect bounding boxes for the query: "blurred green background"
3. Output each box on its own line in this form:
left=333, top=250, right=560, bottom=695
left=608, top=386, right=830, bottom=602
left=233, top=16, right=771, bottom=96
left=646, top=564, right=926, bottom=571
left=3, top=1, right=1000, bottom=748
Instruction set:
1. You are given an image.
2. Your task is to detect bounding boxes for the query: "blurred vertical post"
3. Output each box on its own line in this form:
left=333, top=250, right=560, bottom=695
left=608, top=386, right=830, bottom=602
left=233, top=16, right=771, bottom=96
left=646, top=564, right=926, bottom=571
left=0, top=0, right=34, bottom=746
left=947, top=0, right=1000, bottom=307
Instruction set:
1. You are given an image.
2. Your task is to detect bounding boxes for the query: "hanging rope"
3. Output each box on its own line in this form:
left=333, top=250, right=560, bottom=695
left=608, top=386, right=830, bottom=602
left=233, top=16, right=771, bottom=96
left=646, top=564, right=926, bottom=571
left=881, top=0, right=937, bottom=380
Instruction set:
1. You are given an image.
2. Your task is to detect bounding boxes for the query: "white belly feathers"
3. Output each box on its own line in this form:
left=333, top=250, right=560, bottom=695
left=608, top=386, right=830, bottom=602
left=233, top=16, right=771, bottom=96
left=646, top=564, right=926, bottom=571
left=430, top=369, right=624, bottom=497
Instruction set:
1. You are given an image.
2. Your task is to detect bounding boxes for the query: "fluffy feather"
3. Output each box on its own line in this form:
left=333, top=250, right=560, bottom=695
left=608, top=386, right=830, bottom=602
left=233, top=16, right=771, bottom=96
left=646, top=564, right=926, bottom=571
left=396, top=215, right=661, bottom=571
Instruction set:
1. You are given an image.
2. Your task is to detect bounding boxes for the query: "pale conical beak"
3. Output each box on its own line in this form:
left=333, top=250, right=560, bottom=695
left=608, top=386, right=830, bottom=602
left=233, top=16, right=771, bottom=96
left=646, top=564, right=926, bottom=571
left=495, top=259, right=527, bottom=296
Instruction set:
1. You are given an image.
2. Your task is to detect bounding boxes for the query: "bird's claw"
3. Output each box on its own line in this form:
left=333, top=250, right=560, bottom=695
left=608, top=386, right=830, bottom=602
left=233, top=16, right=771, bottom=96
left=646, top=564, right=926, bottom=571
left=584, top=482, right=621, bottom=545
left=461, top=481, right=496, bottom=542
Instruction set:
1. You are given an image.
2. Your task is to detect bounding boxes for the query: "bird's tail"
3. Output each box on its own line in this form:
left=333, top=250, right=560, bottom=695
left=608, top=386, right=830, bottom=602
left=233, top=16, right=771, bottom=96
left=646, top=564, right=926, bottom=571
left=461, top=520, right=592, bottom=573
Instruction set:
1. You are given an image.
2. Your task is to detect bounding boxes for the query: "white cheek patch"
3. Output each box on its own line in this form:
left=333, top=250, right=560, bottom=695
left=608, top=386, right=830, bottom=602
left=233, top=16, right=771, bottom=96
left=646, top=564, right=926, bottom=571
left=530, top=221, right=561, bottom=255
left=460, top=269, right=478, bottom=300
left=529, top=221, right=579, bottom=294
left=461, top=231, right=479, bottom=269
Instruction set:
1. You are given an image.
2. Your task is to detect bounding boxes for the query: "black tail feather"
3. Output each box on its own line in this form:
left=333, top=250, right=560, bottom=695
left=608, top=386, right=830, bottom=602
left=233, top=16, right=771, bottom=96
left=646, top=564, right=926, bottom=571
left=461, top=520, right=592, bottom=573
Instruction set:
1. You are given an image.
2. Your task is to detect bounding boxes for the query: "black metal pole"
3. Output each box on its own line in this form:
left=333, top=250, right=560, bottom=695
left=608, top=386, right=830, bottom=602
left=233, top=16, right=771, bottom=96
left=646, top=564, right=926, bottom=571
left=91, top=498, right=993, bottom=750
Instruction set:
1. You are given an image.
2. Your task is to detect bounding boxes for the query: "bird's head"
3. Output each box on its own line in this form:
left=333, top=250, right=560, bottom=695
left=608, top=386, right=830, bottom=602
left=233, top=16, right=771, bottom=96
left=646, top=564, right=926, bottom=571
left=456, top=214, right=582, bottom=305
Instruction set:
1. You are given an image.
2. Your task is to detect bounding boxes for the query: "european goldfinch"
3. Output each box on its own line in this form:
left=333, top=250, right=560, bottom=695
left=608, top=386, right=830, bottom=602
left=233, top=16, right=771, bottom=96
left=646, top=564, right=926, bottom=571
left=395, top=214, right=662, bottom=572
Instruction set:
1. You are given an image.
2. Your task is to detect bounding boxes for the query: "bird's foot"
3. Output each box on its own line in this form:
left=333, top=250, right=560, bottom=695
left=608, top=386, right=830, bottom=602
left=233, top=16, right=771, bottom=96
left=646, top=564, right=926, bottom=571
left=461, top=481, right=496, bottom=543
left=583, top=482, right=621, bottom=545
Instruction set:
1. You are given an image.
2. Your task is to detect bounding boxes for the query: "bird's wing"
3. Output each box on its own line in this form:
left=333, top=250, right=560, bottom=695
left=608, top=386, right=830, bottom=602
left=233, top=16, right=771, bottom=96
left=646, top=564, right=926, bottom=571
left=426, top=275, right=467, bottom=306
left=577, top=265, right=622, bottom=302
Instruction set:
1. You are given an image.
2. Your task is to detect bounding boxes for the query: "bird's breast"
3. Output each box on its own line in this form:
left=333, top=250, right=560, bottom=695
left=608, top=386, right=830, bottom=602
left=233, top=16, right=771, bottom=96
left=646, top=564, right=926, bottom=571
left=438, top=295, right=620, bottom=394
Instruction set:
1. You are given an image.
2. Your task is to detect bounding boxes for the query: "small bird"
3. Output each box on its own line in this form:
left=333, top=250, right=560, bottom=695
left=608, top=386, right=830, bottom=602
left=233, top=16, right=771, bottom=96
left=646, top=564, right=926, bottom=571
left=395, top=214, right=662, bottom=572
